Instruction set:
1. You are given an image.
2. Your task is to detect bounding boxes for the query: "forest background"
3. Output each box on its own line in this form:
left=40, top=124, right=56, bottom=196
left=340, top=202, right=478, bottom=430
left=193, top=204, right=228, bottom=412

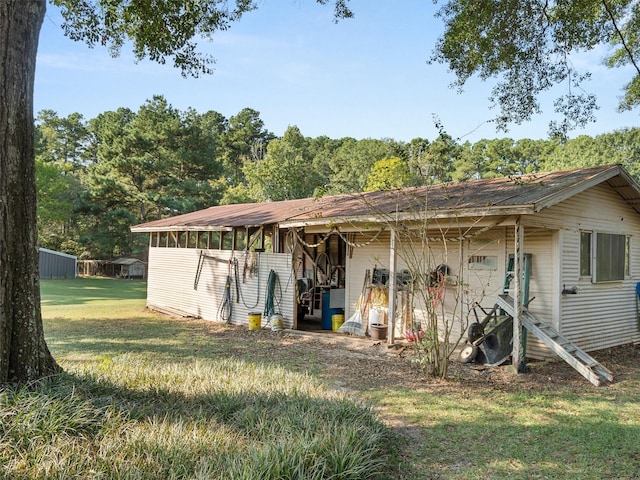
left=36, top=94, right=640, bottom=260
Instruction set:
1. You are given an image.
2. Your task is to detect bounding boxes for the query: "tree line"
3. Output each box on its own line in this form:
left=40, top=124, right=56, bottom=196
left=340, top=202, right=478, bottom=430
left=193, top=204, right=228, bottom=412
left=36, top=94, right=640, bottom=260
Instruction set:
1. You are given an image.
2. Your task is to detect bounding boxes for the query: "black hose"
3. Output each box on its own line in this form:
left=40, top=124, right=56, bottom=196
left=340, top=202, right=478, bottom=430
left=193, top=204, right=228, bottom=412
left=218, top=274, right=232, bottom=323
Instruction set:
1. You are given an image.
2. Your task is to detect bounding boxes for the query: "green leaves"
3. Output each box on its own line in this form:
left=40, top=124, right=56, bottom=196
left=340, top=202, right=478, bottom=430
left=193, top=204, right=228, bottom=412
left=244, top=125, right=321, bottom=201
left=364, top=156, right=413, bottom=192
left=52, top=0, right=258, bottom=77
left=50, top=0, right=352, bottom=77
left=86, top=95, right=223, bottom=224
left=432, top=0, right=640, bottom=136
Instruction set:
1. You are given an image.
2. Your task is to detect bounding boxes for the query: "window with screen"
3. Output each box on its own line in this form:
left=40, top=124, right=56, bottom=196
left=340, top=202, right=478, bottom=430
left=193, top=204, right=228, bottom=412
left=595, top=233, right=627, bottom=282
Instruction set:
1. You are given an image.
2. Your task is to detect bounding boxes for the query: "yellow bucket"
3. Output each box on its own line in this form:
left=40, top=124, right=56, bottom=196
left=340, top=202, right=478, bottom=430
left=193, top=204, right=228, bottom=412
left=331, top=314, right=344, bottom=332
left=248, top=313, right=262, bottom=330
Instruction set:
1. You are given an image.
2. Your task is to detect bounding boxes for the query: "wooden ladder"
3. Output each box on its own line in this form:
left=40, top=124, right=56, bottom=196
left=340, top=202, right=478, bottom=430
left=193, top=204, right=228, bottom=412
left=496, top=294, right=614, bottom=387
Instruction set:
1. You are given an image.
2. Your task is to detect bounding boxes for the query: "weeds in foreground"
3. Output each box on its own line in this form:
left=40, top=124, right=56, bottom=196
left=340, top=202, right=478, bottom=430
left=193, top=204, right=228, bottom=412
left=1, top=355, right=388, bottom=479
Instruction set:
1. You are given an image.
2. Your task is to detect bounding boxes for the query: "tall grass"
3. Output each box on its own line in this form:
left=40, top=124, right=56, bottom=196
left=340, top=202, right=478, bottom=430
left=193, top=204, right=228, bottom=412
left=0, top=278, right=389, bottom=479
left=13, top=278, right=639, bottom=479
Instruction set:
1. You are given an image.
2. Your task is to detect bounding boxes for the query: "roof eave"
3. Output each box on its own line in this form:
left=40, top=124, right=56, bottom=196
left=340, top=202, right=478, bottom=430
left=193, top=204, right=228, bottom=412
left=130, top=225, right=235, bottom=233
left=278, top=205, right=535, bottom=229
left=532, top=164, right=638, bottom=213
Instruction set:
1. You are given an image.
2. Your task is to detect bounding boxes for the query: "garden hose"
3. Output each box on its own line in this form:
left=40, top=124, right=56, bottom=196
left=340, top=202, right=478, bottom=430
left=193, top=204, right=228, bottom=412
left=234, top=255, right=260, bottom=309
left=218, top=274, right=232, bottom=323
left=263, top=269, right=282, bottom=318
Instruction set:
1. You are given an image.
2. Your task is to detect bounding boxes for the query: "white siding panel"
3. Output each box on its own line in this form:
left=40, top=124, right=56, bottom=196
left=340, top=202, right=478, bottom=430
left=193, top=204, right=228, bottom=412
left=347, top=231, right=497, bottom=341
left=147, top=248, right=295, bottom=328
left=346, top=232, right=391, bottom=319
left=529, top=183, right=640, bottom=355
left=465, top=231, right=508, bottom=310
left=512, top=229, right=558, bottom=359
left=404, top=240, right=469, bottom=341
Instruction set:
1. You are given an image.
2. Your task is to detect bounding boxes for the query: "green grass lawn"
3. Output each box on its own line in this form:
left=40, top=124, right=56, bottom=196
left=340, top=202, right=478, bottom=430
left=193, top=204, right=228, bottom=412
left=2, top=277, right=639, bottom=479
left=1, top=277, right=388, bottom=479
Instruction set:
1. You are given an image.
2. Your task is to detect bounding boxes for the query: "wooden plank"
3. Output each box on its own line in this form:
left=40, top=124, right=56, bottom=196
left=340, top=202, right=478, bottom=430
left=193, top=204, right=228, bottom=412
left=496, top=294, right=613, bottom=386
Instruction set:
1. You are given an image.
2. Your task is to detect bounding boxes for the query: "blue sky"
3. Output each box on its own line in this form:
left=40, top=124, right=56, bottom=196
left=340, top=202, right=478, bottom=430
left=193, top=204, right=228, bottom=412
left=36, top=0, right=639, bottom=143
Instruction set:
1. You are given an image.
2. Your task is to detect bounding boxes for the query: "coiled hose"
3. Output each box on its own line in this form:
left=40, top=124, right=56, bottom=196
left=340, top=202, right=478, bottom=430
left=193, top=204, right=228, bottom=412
left=263, top=269, right=282, bottom=318
left=218, top=274, right=232, bottom=323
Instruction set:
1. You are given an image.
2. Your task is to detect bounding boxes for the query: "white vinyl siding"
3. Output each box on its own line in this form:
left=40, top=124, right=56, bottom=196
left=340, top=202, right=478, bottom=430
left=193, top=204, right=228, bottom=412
left=533, top=183, right=640, bottom=353
left=504, top=228, right=558, bottom=359
left=346, top=231, right=391, bottom=320
left=147, top=248, right=295, bottom=328
left=143, top=179, right=640, bottom=356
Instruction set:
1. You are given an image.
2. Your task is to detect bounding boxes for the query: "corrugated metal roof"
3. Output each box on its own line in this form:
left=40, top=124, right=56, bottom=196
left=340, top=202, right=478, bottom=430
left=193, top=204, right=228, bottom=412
left=131, top=164, right=640, bottom=232
left=131, top=197, right=315, bottom=231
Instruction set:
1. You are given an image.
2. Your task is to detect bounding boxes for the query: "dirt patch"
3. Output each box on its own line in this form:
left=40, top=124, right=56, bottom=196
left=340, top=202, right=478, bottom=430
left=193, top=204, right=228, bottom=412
left=197, top=322, right=640, bottom=394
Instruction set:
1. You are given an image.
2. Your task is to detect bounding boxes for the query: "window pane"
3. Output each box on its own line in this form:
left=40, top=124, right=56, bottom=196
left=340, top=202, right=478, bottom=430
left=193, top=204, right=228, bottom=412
left=580, top=232, right=591, bottom=276
left=209, top=231, right=220, bottom=250
left=236, top=230, right=247, bottom=250
left=198, top=232, right=209, bottom=249
left=177, top=232, right=187, bottom=248
left=595, top=233, right=625, bottom=282
left=187, top=232, right=197, bottom=248
left=222, top=231, right=233, bottom=250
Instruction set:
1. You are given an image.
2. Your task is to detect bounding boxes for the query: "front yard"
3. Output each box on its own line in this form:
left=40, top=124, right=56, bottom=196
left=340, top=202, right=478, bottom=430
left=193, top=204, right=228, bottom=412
left=4, top=277, right=637, bottom=479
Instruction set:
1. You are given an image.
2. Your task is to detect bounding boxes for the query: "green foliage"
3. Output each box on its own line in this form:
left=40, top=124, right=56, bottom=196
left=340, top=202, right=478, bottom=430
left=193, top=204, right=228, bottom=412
left=326, top=137, right=405, bottom=194
left=244, top=125, right=322, bottom=201
left=35, top=109, right=89, bottom=172
left=418, top=132, right=460, bottom=183
left=34, top=111, right=88, bottom=251
left=51, top=0, right=258, bottom=77
left=218, top=183, right=257, bottom=205
left=542, top=128, right=640, bottom=180
left=453, top=137, right=556, bottom=181
left=219, top=107, right=274, bottom=187
left=33, top=101, right=640, bottom=260
left=35, top=158, right=73, bottom=247
left=432, top=0, right=640, bottom=136
left=80, top=95, right=223, bottom=255
left=364, top=156, right=413, bottom=191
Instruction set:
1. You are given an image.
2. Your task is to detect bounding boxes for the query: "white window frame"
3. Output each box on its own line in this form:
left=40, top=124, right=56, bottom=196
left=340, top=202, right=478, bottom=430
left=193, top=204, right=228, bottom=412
left=581, top=230, right=630, bottom=283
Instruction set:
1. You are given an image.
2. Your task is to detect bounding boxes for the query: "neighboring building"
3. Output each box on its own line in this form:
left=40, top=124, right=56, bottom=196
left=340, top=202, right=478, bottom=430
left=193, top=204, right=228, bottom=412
left=78, top=258, right=147, bottom=278
left=112, top=258, right=147, bottom=279
left=131, top=165, right=640, bottom=382
left=39, top=248, right=77, bottom=279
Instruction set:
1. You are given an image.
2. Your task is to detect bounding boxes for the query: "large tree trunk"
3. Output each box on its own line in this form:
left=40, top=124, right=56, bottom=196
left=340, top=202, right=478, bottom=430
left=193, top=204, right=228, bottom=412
left=0, top=0, right=59, bottom=383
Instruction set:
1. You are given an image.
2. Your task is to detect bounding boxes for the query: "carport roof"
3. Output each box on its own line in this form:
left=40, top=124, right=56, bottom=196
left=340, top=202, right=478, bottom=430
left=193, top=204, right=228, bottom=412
left=130, top=164, right=640, bottom=232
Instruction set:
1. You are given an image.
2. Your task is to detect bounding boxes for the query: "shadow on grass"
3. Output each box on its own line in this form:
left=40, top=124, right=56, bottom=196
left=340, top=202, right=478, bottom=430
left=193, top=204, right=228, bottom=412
left=1, top=365, right=390, bottom=479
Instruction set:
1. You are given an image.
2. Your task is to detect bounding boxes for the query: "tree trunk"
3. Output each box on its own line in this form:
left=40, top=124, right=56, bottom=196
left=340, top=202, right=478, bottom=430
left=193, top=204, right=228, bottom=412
left=0, top=0, right=59, bottom=384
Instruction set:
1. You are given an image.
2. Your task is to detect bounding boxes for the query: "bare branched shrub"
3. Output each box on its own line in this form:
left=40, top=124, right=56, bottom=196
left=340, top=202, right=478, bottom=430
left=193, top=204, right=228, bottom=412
left=392, top=215, right=467, bottom=379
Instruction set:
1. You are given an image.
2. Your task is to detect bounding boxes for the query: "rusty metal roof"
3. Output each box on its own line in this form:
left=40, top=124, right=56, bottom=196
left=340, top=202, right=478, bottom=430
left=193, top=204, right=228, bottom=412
left=131, top=164, right=640, bottom=232
left=131, top=197, right=315, bottom=231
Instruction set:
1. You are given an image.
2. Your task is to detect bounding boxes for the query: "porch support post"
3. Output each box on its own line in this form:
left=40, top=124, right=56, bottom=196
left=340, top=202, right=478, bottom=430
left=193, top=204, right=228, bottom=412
left=388, top=228, right=397, bottom=345
left=512, top=217, right=524, bottom=370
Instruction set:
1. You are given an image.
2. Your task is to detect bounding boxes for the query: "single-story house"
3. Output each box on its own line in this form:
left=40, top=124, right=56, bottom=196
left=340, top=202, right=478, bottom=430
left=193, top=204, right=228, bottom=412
left=39, top=247, right=77, bottom=279
left=131, top=164, right=640, bottom=385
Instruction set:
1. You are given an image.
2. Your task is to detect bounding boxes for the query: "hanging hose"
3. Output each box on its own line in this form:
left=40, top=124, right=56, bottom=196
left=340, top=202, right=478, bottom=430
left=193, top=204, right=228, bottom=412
left=233, top=258, right=240, bottom=304
left=263, top=269, right=282, bottom=318
left=234, top=255, right=260, bottom=309
left=218, top=275, right=232, bottom=323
